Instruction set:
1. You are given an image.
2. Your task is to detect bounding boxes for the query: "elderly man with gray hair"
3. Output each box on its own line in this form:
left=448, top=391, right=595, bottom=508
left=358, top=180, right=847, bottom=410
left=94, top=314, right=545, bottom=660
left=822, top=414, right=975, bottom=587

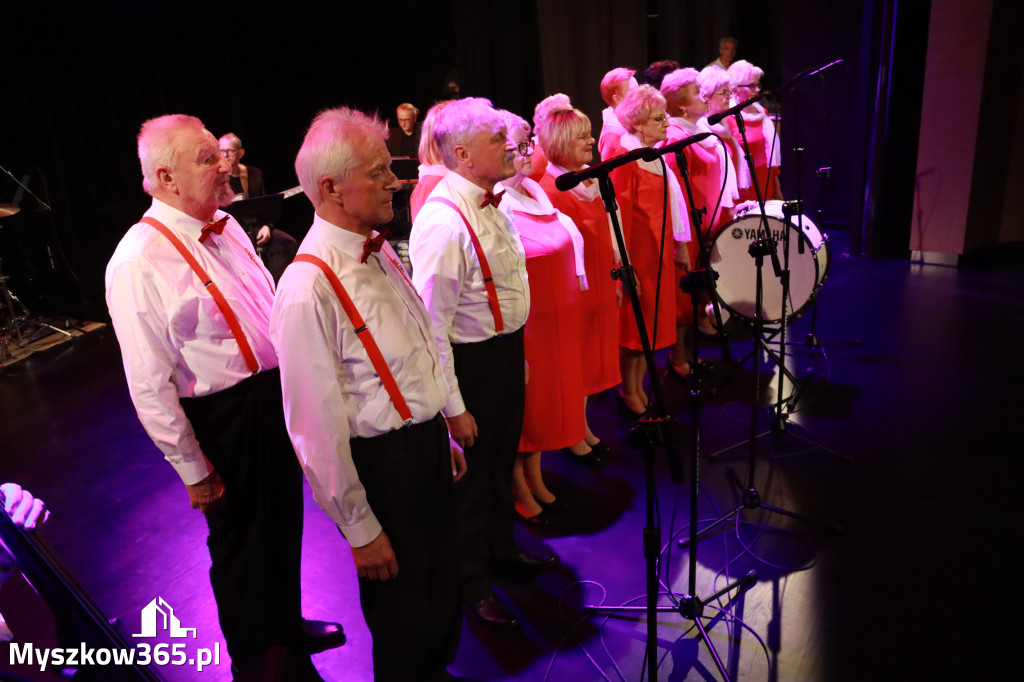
left=410, top=97, right=557, bottom=631
left=105, top=113, right=343, bottom=679
left=272, top=106, right=464, bottom=681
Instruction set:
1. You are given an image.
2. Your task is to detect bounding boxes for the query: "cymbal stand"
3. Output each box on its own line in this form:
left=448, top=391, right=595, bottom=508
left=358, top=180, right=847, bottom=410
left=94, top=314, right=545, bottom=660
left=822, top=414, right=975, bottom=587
left=0, top=251, right=71, bottom=363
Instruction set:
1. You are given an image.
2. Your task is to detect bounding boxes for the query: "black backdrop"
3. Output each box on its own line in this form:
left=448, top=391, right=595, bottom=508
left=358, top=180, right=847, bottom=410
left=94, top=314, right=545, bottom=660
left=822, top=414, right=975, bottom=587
left=1, top=0, right=912, bottom=320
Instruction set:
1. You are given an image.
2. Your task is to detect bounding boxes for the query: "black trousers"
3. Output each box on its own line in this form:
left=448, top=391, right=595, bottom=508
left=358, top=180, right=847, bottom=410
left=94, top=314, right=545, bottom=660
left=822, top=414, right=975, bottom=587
left=450, top=327, right=526, bottom=602
left=180, top=368, right=304, bottom=672
left=350, top=415, right=460, bottom=682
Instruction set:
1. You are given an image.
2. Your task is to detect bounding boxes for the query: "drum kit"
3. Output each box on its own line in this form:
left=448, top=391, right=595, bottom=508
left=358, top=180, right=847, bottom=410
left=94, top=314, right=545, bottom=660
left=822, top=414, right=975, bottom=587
left=0, top=202, right=71, bottom=363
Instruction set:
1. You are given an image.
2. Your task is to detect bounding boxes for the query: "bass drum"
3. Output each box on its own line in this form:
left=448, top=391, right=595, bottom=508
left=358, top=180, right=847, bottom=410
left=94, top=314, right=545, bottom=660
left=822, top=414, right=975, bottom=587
left=710, top=200, right=829, bottom=324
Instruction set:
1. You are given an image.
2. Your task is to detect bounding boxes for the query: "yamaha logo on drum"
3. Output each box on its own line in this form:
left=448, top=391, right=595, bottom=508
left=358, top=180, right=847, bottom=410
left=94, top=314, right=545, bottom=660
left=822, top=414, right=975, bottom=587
left=730, top=226, right=784, bottom=242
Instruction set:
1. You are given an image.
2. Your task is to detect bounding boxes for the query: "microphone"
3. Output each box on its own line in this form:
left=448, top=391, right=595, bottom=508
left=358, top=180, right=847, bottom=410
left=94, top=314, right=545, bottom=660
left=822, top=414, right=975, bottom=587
left=653, top=132, right=714, bottom=157
left=555, top=146, right=661, bottom=191
left=706, top=95, right=761, bottom=126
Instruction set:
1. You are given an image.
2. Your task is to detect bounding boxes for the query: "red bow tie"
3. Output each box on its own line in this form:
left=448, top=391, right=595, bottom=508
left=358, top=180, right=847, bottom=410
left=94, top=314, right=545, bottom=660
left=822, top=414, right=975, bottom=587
left=480, top=189, right=505, bottom=209
left=361, top=229, right=392, bottom=264
left=199, top=216, right=229, bottom=244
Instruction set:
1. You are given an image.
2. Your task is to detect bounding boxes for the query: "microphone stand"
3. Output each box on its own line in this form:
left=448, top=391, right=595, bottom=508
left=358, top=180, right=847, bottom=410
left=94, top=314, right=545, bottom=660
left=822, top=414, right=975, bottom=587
left=576, top=146, right=758, bottom=680
left=688, top=66, right=849, bottom=567
left=711, top=61, right=849, bottom=458
left=574, top=162, right=685, bottom=682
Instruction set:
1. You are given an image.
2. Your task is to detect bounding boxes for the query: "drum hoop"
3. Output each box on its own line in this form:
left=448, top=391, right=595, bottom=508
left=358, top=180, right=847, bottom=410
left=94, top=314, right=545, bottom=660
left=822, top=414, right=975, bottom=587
left=711, top=214, right=825, bottom=324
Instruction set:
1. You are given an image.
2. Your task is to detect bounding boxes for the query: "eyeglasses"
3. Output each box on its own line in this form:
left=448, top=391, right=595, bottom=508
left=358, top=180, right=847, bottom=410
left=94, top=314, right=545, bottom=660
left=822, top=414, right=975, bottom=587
left=736, top=83, right=760, bottom=91
left=508, top=139, right=534, bottom=155
left=648, top=114, right=668, bottom=124
left=713, top=89, right=732, bottom=98
left=219, top=149, right=240, bottom=156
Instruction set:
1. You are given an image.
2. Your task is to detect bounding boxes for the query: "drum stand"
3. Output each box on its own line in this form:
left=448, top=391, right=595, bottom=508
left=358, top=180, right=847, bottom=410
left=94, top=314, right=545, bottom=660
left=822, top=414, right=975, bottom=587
left=713, top=79, right=846, bottom=457
left=579, top=162, right=755, bottom=681
left=680, top=236, right=833, bottom=562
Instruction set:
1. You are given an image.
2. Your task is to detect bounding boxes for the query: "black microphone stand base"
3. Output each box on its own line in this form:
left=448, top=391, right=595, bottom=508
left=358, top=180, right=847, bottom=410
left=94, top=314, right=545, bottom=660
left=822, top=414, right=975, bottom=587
left=710, top=408, right=851, bottom=464
left=586, top=569, right=757, bottom=682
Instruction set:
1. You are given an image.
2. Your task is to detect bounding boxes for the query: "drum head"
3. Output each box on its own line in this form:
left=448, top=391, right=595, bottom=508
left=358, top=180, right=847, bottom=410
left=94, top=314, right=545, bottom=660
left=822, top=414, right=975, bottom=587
left=710, top=215, right=821, bottom=323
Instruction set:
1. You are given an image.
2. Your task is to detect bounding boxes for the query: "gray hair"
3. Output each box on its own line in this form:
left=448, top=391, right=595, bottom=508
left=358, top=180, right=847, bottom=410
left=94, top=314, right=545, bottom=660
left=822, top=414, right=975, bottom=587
left=432, top=97, right=499, bottom=170
left=137, top=114, right=205, bottom=195
left=294, top=107, right=389, bottom=209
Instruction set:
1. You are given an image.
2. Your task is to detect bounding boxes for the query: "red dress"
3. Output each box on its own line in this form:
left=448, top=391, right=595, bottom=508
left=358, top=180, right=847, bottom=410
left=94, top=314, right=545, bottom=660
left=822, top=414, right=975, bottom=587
left=663, top=120, right=737, bottom=322
left=504, top=186, right=586, bottom=452
left=725, top=111, right=780, bottom=204
left=540, top=170, right=620, bottom=394
left=409, top=165, right=446, bottom=222
left=528, top=146, right=548, bottom=183
left=608, top=138, right=678, bottom=351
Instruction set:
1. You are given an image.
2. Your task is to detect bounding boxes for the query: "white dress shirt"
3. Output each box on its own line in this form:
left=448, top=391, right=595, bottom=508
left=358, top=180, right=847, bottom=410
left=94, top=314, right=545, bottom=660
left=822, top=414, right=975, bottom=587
left=409, top=171, right=530, bottom=417
left=105, top=198, right=279, bottom=485
left=271, top=215, right=449, bottom=547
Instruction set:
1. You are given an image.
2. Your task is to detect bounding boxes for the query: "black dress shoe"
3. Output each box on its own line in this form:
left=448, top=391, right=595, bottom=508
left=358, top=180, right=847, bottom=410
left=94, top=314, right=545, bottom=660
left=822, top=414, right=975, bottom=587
left=560, top=446, right=603, bottom=468
left=516, top=508, right=551, bottom=528
left=494, top=548, right=558, bottom=570
left=588, top=440, right=616, bottom=458
left=537, top=497, right=569, bottom=514
left=293, top=619, right=346, bottom=654
left=466, top=595, right=520, bottom=629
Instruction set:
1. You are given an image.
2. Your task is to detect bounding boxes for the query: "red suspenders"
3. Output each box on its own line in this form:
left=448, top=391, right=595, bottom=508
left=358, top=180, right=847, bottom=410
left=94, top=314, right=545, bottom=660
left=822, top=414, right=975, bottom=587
left=141, top=217, right=261, bottom=375
left=293, top=253, right=414, bottom=426
left=424, top=197, right=505, bottom=336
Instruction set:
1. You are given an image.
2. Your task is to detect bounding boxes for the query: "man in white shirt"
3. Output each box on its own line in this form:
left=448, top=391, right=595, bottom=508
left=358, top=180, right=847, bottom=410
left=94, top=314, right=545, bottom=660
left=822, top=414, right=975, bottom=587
left=410, top=97, right=556, bottom=630
left=105, top=114, right=343, bottom=678
left=272, top=108, right=465, bottom=681
left=708, top=36, right=738, bottom=70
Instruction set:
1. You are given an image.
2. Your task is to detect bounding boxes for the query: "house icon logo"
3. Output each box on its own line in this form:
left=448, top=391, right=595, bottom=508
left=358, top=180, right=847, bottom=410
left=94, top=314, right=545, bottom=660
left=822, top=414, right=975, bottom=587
left=133, top=597, right=197, bottom=639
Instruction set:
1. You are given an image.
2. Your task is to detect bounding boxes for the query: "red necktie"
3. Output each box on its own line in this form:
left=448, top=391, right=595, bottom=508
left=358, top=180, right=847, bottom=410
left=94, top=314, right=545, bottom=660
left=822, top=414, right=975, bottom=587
left=360, top=229, right=392, bottom=264
left=480, top=189, right=505, bottom=209
left=199, top=216, right=229, bottom=244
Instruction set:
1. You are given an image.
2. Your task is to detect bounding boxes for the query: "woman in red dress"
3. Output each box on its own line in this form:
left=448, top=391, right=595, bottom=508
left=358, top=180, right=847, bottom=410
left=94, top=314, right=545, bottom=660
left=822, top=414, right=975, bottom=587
left=537, top=100, right=621, bottom=460
left=698, top=67, right=751, bottom=204
left=660, top=67, right=741, bottom=370
left=726, top=60, right=783, bottom=203
left=409, top=100, right=454, bottom=221
left=498, top=112, right=590, bottom=524
left=609, top=85, right=692, bottom=415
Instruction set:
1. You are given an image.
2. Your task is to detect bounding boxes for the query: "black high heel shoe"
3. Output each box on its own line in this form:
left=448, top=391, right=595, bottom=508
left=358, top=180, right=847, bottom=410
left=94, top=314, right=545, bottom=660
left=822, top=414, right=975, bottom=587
left=560, top=447, right=603, bottom=469
left=537, top=497, right=569, bottom=514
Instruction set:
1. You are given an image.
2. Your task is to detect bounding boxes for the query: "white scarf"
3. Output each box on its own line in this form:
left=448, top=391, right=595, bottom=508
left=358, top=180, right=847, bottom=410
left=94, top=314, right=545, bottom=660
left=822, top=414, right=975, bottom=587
left=665, top=117, right=739, bottom=209
left=545, top=162, right=623, bottom=265
left=496, top=176, right=589, bottom=289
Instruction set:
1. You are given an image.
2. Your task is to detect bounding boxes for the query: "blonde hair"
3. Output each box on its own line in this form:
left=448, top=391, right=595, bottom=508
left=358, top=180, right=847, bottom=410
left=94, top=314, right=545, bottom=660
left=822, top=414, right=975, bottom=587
left=537, top=108, right=590, bottom=169
left=614, top=84, right=666, bottom=132
left=417, top=100, right=454, bottom=165
left=533, top=93, right=572, bottom=130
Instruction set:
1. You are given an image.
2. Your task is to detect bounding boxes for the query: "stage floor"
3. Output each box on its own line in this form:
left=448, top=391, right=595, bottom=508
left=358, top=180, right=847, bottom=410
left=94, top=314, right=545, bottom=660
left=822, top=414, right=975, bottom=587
left=2, top=230, right=1022, bottom=681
